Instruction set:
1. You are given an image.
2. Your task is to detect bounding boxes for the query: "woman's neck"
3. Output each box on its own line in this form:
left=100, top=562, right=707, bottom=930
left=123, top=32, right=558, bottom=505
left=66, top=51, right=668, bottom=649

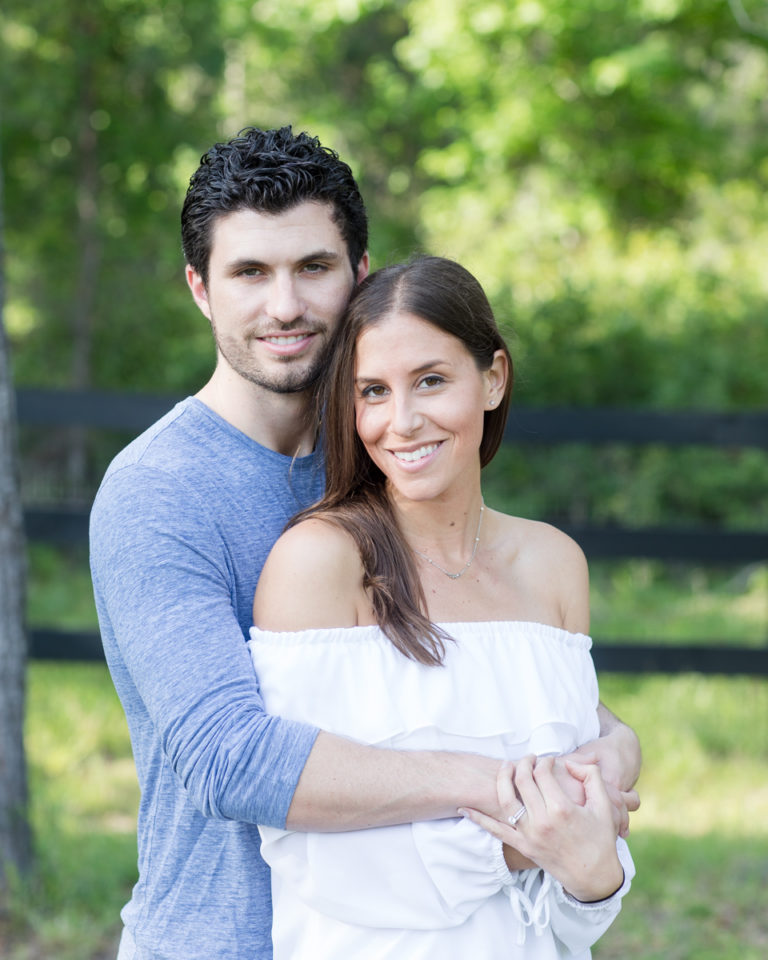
left=389, top=485, right=486, bottom=573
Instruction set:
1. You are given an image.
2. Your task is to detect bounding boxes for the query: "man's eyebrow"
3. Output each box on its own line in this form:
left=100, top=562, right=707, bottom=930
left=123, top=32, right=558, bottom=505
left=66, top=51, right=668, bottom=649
left=226, top=250, right=343, bottom=273
left=226, top=258, right=267, bottom=273
left=300, top=249, right=343, bottom=263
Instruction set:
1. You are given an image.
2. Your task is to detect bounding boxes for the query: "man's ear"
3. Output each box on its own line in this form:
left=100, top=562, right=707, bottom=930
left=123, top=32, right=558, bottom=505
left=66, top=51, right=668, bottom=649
left=356, top=251, right=370, bottom=284
left=185, top=265, right=212, bottom=320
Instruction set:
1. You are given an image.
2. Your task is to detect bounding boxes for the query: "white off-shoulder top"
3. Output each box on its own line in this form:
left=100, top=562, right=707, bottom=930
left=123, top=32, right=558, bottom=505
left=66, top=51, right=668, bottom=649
left=248, top=621, right=634, bottom=960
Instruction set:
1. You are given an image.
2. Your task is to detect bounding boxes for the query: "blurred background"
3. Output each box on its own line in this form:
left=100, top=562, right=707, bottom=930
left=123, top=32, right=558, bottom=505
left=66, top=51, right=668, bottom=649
left=1, top=0, right=767, bottom=957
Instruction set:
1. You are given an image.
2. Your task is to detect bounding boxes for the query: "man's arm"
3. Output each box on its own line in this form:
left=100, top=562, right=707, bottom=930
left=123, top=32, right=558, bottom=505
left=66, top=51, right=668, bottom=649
left=285, top=732, right=504, bottom=831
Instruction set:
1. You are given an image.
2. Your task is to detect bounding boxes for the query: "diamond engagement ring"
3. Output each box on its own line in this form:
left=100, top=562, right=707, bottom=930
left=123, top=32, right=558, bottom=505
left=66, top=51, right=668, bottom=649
left=507, top=805, right=527, bottom=827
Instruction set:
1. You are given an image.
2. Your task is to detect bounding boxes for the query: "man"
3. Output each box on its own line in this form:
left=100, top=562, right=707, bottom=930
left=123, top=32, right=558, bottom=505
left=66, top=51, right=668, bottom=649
left=90, top=126, right=640, bottom=960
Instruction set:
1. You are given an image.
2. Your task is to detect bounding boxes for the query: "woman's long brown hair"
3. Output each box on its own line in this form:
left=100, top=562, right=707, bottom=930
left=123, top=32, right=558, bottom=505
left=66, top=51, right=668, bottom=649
left=290, top=256, right=514, bottom=665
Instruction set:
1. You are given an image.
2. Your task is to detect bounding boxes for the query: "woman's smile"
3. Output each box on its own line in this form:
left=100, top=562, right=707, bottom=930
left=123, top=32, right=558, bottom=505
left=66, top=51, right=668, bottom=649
left=390, top=442, right=443, bottom=464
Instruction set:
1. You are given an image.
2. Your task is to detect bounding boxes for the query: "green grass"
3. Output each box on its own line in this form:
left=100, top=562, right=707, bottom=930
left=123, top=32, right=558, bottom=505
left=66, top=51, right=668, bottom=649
left=4, top=664, right=139, bottom=960
left=595, top=831, right=768, bottom=960
left=590, top=560, right=768, bottom=646
left=4, top=664, right=767, bottom=959
left=594, top=672, right=768, bottom=959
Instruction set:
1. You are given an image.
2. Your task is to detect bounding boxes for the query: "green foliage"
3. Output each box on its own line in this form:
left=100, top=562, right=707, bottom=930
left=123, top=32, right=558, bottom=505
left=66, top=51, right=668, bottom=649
left=594, top=831, right=768, bottom=959
left=589, top=560, right=768, bottom=645
left=4, top=0, right=768, bottom=414
left=1, top=0, right=226, bottom=391
left=484, top=443, right=768, bottom=528
left=27, top=543, right=99, bottom=629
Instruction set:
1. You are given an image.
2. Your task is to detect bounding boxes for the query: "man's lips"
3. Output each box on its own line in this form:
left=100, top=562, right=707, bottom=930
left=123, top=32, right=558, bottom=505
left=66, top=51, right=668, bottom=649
left=258, top=332, right=317, bottom=356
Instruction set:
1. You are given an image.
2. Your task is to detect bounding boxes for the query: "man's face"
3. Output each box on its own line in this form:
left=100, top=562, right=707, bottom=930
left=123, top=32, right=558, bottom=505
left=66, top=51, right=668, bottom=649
left=187, top=201, right=369, bottom=395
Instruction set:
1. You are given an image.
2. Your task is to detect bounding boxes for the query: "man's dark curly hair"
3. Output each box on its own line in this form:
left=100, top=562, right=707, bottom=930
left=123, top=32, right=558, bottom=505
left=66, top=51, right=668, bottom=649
left=181, top=126, right=368, bottom=285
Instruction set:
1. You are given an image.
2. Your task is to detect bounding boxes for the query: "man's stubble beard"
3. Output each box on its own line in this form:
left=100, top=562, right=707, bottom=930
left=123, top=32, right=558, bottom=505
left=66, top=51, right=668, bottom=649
left=213, top=325, right=333, bottom=396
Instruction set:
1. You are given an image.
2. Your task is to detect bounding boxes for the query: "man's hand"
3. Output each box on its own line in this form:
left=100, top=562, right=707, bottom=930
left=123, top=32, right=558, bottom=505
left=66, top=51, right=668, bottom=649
left=591, top=702, right=643, bottom=793
left=544, top=754, right=632, bottom=838
left=562, top=704, right=642, bottom=837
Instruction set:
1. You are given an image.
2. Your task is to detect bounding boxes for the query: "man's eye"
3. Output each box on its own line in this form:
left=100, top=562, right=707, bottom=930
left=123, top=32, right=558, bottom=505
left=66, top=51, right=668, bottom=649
left=303, top=262, right=328, bottom=274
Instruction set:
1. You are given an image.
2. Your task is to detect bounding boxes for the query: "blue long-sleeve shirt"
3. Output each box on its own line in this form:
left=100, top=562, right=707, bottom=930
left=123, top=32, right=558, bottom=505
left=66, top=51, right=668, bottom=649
left=90, top=398, right=322, bottom=959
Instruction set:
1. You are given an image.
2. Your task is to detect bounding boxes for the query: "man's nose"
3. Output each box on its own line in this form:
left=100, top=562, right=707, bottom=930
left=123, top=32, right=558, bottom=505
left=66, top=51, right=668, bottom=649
left=265, top=275, right=305, bottom=324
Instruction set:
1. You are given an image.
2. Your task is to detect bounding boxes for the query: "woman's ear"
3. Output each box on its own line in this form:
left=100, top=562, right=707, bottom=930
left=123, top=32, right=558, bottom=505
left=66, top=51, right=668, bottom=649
left=484, top=350, right=509, bottom=409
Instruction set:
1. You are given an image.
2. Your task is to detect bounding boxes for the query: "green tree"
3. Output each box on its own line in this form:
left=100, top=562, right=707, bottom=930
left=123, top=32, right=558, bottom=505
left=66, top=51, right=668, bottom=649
left=5, top=0, right=768, bottom=418
left=1, top=0, right=227, bottom=398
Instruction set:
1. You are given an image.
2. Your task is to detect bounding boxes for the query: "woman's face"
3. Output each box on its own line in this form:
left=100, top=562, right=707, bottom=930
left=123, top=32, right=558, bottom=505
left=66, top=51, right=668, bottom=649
left=353, top=311, right=507, bottom=503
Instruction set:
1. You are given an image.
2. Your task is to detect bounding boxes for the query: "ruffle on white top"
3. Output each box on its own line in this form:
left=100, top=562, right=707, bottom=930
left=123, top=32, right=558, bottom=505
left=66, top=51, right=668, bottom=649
left=248, top=620, right=601, bottom=756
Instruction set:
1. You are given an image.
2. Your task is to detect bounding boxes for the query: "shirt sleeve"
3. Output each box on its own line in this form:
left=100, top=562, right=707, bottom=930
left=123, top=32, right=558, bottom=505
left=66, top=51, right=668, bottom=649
left=90, top=463, right=319, bottom=828
left=259, top=815, right=510, bottom=929
left=260, top=818, right=633, bottom=944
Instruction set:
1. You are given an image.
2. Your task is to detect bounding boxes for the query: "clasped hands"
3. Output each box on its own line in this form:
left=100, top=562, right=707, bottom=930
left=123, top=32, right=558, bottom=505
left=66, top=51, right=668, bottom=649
left=460, top=752, right=635, bottom=903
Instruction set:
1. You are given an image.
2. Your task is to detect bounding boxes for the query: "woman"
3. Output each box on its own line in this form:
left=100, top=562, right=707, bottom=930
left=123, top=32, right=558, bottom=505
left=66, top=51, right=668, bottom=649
left=250, top=256, right=634, bottom=958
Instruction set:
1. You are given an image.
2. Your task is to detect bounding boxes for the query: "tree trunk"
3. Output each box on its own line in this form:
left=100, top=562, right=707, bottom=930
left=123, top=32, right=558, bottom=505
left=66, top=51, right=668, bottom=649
left=0, top=124, right=32, bottom=896
left=67, top=34, right=101, bottom=499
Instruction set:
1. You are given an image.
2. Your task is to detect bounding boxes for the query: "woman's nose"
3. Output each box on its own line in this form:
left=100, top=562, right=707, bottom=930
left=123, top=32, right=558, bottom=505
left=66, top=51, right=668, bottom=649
left=390, top=394, right=422, bottom=437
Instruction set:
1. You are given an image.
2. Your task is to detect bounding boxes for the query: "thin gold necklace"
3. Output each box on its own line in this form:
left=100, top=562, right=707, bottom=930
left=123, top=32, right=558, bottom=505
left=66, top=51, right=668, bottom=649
left=411, top=499, right=485, bottom=580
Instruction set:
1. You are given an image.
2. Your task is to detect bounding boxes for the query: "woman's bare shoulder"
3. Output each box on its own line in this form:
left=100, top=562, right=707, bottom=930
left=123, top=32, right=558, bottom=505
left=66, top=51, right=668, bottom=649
left=495, top=513, right=590, bottom=634
left=253, top=515, right=366, bottom=630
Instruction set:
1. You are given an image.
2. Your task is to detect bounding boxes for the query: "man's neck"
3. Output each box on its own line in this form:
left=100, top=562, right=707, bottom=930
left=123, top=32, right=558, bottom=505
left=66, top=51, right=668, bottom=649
left=196, top=369, right=318, bottom=457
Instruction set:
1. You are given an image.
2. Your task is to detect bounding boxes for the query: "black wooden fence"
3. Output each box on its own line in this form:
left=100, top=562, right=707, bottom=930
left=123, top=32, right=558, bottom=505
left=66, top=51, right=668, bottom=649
left=18, top=387, right=768, bottom=675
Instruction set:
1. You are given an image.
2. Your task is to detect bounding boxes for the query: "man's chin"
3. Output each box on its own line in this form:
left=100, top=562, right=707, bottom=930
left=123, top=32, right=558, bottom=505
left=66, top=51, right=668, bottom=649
left=241, top=368, right=323, bottom=396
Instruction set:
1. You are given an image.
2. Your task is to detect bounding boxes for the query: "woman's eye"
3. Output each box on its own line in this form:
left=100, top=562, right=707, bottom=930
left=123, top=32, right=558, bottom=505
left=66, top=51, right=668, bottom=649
left=420, top=375, right=444, bottom=388
left=361, top=384, right=387, bottom=398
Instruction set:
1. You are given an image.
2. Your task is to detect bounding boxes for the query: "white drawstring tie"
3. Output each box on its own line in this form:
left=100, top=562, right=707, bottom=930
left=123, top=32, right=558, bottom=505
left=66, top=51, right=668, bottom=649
left=506, top=870, right=553, bottom=946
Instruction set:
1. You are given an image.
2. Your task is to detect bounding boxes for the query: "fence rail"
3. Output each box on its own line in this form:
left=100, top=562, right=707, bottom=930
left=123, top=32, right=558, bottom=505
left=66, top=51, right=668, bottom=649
left=18, top=388, right=768, bottom=675
left=18, top=387, right=768, bottom=446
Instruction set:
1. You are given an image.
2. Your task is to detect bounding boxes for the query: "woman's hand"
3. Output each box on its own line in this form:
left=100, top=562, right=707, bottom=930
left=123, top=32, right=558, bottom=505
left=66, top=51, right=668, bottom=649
left=461, top=756, right=624, bottom=903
